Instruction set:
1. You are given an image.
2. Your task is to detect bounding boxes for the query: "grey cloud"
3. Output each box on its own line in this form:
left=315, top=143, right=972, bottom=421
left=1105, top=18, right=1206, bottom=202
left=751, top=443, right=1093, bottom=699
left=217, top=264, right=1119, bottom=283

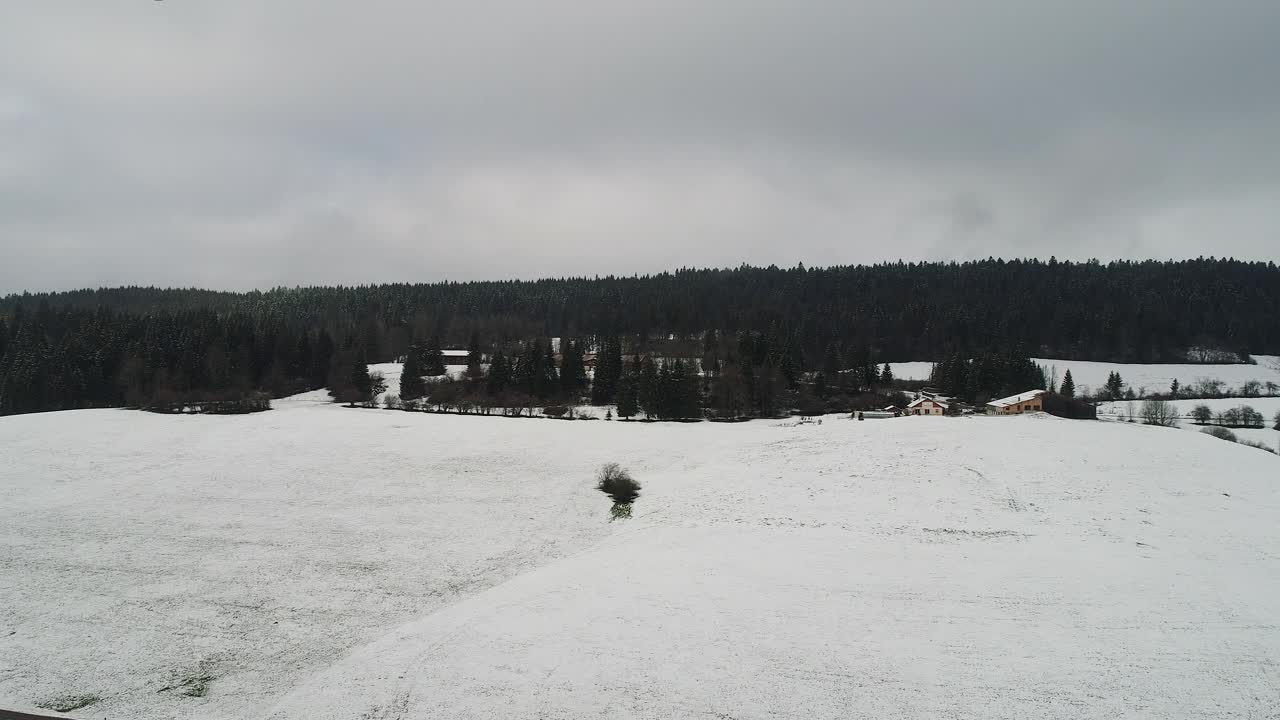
left=2, top=1, right=1278, bottom=292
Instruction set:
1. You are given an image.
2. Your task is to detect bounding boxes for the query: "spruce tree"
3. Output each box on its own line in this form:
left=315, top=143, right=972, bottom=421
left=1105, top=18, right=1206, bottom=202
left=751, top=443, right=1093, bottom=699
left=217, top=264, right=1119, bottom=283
left=591, top=336, right=623, bottom=405
left=540, top=339, right=559, bottom=399
left=880, top=363, right=894, bottom=386
left=822, top=343, right=843, bottom=376
left=422, top=336, right=446, bottom=376
left=560, top=339, right=587, bottom=395
left=400, top=348, right=426, bottom=400
left=1059, top=369, right=1076, bottom=398
left=466, top=333, right=484, bottom=380
left=863, top=360, right=879, bottom=391
left=638, top=356, right=659, bottom=419
left=616, top=373, right=639, bottom=419
left=1105, top=371, right=1124, bottom=400
left=486, top=351, right=510, bottom=394
left=513, top=342, right=538, bottom=396
left=656, top=362, right=674, bottom=419
left=350, top=358, right=372, bottom=403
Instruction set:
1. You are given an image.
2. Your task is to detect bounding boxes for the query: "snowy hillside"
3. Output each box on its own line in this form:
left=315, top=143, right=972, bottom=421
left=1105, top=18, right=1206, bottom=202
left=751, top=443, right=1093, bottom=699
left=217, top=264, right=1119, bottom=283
left=2, top=405, right=1279, bottom=719
left=892, top=355, right=1280, bottom=395
left=1098, top=396, right=1280, bottom=450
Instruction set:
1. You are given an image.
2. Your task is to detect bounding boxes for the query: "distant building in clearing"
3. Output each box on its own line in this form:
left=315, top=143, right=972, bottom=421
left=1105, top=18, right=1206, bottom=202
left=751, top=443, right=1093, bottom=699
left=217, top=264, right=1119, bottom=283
left=987, top=390, right=1045, bottom=415
left=988, top=389, right=1098, bottom=420
left=907, top=397, right=949, bottom=416
left=441, top=349, right=471, bottom=366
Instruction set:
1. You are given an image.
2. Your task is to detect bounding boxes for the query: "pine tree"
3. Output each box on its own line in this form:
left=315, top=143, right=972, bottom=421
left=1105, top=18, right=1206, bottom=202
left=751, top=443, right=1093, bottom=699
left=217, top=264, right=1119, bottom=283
left=590, top=336, right=623, bottom=405
left=616, top=373, right=638, bottom=419
left=559, top=339, right=587, bottom=395
left=421, top=336, right=446, bottom=376
left=656, top=362, right=674, bottom=419
left=1105, top=371, right=1124, bottom=400
left=400, top=347, right=426, bottom=400
left=822, top=343, right=843, bottom=376
left=880, top=363, right=894, bottom=386
left=513, top=342, right=538, bottom=396
left=1059, top=369, right=1076, bottom=398
left=540, top=339, right=559, bottom=399
left=349, top=357, right=372, bottom=403
left=466, top=333, right=484, bottom=380
left=674, top=359, right=701, bottom=419
left=486, top=351, right=510, bottom=394
left=1169, top=378, right=1180, bottom=398
left=638, top=356, right=659, bottom=419
left=701, top=330, right=719, bottom=374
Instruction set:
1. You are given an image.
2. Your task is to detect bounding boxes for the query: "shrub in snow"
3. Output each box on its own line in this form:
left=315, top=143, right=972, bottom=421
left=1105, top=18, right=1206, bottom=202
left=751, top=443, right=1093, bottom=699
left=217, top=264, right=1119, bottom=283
left=1239, top=439, right=1278, bottom=455
left=1202, top=426, right=1238, bottom=443
left=1140, top=399, right=1178, bottom=427
left=597, top=463, right=641, bottom=514
left=368, top=371, right=387, bottom=401
left=1190, top=404, right=1213, bottom=425
left=383, top=394, right=401, bottom=410
left=36, top=695, right=100, bottom=713
left=543, top=405, right=568, bottom=418
left=1239, top=406, right=1265, bottom=428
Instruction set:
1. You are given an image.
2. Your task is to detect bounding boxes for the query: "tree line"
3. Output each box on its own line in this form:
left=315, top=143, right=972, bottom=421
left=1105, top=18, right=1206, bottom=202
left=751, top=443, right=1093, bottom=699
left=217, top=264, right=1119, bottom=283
left=3, top=258, right=1278, bottom=416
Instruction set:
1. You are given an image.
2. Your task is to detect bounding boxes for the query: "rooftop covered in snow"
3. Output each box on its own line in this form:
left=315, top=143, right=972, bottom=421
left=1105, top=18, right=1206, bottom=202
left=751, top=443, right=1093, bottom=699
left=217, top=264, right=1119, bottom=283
left=988, top=389, right=1047, bottom=408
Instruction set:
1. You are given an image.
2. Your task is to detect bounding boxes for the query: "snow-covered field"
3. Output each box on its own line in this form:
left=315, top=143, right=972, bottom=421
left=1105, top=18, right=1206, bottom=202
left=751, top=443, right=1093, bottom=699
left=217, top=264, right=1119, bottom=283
left=369, top=361, right=469, bottom=405
left=1098, top=397, right=1280, bottom=450
left=3, top=401, right=1280, bottom=719
left=891, top=355, right=1280, bottom=397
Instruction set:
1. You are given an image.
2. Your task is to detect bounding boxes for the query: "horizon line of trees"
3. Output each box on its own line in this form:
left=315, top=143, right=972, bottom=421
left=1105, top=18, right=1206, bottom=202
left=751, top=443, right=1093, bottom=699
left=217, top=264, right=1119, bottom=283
left=4, top=258, right=1279, bottom=417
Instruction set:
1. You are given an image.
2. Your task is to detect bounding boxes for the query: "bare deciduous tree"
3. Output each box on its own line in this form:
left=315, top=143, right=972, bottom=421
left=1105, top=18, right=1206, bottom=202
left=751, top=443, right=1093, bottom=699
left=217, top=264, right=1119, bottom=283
left=1140, top=399, right=1179, bottom=427
left=1190, top=404, right=1213, bottom=425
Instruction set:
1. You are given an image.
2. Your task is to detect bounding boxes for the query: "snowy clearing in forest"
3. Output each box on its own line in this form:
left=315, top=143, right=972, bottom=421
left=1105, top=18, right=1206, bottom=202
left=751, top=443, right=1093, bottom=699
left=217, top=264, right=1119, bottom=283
left=2, top=402, right=1279, bottom=719
left=891, top=355, right=1280, bottom=396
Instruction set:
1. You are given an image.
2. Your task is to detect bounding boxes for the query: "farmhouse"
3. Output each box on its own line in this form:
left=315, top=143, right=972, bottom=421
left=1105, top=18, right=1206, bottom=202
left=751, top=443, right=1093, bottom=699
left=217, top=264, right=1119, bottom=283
left=988, top=389, right=1045, bottom=415
left=907, top=397, right=949, bottom=416
left=442, top=349, right=471, bottom=366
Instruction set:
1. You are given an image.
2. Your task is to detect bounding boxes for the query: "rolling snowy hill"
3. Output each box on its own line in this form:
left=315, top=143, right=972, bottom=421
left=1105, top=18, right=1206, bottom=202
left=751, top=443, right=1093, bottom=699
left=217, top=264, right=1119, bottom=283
left=2, top=402, right=1278, bottom=719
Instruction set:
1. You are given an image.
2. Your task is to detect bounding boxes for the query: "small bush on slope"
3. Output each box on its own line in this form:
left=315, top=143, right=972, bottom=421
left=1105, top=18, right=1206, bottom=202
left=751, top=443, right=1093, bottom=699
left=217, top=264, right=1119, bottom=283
left=597, top=463, right=641, bottom=506
left=36, top=694, right=100, bottom=712
left=1202, top=426, right=1238, bottom=443
left=1239, top=439, right=1278, bottom=455
left=1141, top=399, right=1179, bottom=427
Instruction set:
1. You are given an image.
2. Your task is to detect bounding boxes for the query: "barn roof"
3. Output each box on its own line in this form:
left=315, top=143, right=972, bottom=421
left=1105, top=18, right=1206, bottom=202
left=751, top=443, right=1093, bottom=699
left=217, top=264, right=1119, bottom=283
left=907, top=397, right=949, bottom=408
left=987, top=389, right=1046, bottom=408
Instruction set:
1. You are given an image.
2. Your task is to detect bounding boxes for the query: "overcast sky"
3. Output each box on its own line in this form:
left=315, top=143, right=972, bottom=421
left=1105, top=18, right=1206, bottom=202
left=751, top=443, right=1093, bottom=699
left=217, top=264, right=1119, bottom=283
left=2, top=2, right=1278, bottom=292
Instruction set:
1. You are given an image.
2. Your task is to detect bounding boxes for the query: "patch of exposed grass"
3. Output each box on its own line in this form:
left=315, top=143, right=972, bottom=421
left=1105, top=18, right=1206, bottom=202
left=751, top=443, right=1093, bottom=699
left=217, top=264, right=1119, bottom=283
left=158, top=668, right=214, bottom=699
left=36, top=694, right=100, bottom=712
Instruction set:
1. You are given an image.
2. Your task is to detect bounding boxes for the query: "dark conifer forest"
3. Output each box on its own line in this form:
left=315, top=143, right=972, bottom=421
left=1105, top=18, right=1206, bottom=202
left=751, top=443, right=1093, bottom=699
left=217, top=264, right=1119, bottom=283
left=1, top=258, right=1277, bottom=417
